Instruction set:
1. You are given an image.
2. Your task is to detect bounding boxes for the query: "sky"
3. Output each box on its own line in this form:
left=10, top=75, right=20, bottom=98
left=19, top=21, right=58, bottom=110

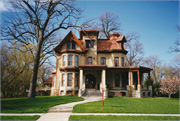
left=0, top=0, right=179, bottom=66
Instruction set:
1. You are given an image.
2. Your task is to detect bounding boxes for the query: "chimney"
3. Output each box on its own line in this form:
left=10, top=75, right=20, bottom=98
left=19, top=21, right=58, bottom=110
left=109, top=32, right=120, bottom=40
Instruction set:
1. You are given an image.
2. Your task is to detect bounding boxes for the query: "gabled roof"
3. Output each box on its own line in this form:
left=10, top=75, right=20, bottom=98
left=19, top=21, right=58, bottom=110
left=54, top=31, right=86, bottom=53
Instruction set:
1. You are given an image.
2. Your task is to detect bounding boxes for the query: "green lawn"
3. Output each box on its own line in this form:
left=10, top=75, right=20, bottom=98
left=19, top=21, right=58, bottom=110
left=1, top=95, right=83, bottom=113
left=73, top=97, right=179, bottom=114
left=1, top=115, right=40, bottom=120
left=69, top=115, right=180, bottom=121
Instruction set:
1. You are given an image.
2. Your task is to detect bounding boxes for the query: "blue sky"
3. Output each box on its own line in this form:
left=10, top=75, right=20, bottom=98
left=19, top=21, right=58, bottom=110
left=75, top=1, right=179, bottom=64
left=0, top=0, right=179, bottom=65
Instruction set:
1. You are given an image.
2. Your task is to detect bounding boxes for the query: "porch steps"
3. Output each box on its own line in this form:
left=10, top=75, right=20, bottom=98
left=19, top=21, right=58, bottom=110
left=82, top=89, right=102, bottom=100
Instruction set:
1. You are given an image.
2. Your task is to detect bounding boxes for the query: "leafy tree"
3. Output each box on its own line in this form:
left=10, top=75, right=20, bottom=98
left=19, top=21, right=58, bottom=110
left=159, top=76, right=180, bottom=98
left=1, top=43, right=32, bottom=98
left=1, top=0, right=84, bottom=98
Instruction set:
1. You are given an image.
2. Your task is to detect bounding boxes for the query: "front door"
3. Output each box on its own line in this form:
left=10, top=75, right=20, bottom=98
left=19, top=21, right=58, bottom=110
left=85, top=74, right=96, bottom=89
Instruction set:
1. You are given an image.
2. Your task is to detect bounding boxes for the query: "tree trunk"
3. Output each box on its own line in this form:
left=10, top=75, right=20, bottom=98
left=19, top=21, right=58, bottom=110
left=168, top=93, right=171, bottom=98
left=28, top=40, right=42, bottom=98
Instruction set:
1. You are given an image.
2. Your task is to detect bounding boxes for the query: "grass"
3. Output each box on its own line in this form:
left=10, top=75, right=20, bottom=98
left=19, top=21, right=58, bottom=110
left=1, top=95, right=83, bottom=113
left=69, top=115, right=180, bottom=121
left=73, top=97, right=179, bottom=114
left=1, top=115, right=40, bottom=120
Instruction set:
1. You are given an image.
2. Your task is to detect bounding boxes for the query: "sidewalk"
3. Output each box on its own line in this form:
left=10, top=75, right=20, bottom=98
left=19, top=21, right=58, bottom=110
left=37, top=97, right=101, bottom=121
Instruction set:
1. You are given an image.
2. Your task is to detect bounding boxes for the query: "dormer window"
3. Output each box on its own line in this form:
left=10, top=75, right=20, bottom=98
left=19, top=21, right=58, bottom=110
left=86, top=40, right=94, bottom=48
left=67, top=41, right=70, bottom=49
left=67, top=41, right=76, bottom=49
left=72, top=41, right=76, bottom=49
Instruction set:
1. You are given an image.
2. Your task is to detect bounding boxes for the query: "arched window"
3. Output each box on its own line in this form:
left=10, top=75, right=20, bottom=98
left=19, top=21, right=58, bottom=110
left=88, top=57, right=92, bottom=65
left=101, top=57, right=106, bottom=65
left=114, top=57, right=119, bottom=67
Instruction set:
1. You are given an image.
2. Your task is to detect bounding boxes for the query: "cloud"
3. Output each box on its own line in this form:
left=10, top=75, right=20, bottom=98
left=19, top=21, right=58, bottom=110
left=0, top=0, right=13, bottom=12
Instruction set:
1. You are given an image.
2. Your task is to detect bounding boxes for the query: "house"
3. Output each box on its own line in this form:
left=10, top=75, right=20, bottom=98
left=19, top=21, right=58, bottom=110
left=51, top=29, right=153, bottom=98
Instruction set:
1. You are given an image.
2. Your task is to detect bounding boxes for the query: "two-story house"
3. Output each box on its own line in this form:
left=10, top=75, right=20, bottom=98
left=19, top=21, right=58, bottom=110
left=51, top=29, right=152, bottom=98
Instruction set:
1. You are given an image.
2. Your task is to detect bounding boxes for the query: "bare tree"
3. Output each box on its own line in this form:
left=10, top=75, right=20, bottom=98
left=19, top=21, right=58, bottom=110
left=143, top=56, right=162, bottom=83
left=92, top=11, right=121, bottom=39
left=169, top=25, right=180, bottom=53
left=125, top=40, right=144, bottom=66
left=1, top=0, right=84, bottom=98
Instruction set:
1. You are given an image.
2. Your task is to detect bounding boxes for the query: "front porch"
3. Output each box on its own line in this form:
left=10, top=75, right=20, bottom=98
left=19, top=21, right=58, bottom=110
left=78, top=66, right=152, bottom=98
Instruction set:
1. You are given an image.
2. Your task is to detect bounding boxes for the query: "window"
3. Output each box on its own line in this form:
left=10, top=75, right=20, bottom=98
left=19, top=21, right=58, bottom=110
left=63, top=55, right=66, bottom=66
left=75, top=55, right=78, bottom=67
left=90, top=41, right=94, bottom=48
left=101, top=57, right=106, bottom=65
left=75, top=74, right=78, bottom=87
left=53, top=76, right=56, bottom=87
left=62, top=74, right=65, bottom=86
left=72, top=41, right=76, bottom=49
left=115, top=74, right=120, bottom=87
left=88, top=57, right=92, bottom=65
left=67, top=41, right=70, bottom=49
left=68, top=55, right=73, bottom=66
left=86, top=40, right=94, bottom=48
left=68, top=73, right=72, bottom=86
left=114, top=57, right=119, bottom=67
left=86, top=40, right=90, bottom=48
left=121, top=57, right=124, bottom=66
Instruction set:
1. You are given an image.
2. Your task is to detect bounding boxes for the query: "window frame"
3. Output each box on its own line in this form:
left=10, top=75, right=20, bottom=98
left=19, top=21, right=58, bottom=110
left=101, top=57, right=106, bottom=65
left=68, top=55, right=73, bottom=66
left=67, top=73, right=72, bottom=86
left=75, top=55, right=79, bottom=67
left=114, top=57, right=119, bottom=67
left=62, top=74, right=65, bottom=87
left=88, top=57, right=92, bottom=65
left=115, top=74, right=120, bottom=87
left=67, top=41, right=70, bottom=49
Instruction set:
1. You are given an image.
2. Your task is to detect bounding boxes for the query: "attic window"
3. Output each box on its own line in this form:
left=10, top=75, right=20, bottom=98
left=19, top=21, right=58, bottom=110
left=67, top=41, right=70, bottom=49
left=72, top=41, right=76, bottom=49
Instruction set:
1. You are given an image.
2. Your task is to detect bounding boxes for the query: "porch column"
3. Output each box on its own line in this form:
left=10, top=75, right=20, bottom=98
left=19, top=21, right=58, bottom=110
left=137, top=70, right=141, bottom=90
left=148, top=71, right=152, bottom=91
left=78, top=69, right=83, bottom=97
left=127, top=71, right=132, bottom=91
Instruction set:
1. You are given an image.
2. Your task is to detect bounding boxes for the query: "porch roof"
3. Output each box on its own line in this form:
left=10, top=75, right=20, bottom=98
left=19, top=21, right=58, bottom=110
left=79, top=65, right=107, bottom=70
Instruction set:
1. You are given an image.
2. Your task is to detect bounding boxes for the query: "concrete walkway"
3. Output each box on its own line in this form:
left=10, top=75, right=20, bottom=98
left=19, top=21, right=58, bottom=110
left=37, top=97, right=102, bottom=121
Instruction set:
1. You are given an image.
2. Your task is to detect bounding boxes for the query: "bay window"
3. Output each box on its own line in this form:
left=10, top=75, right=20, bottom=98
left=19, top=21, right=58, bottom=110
left=67, top=73, right=72, bottom=86
left=68, top=55, right=73, bottom=66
